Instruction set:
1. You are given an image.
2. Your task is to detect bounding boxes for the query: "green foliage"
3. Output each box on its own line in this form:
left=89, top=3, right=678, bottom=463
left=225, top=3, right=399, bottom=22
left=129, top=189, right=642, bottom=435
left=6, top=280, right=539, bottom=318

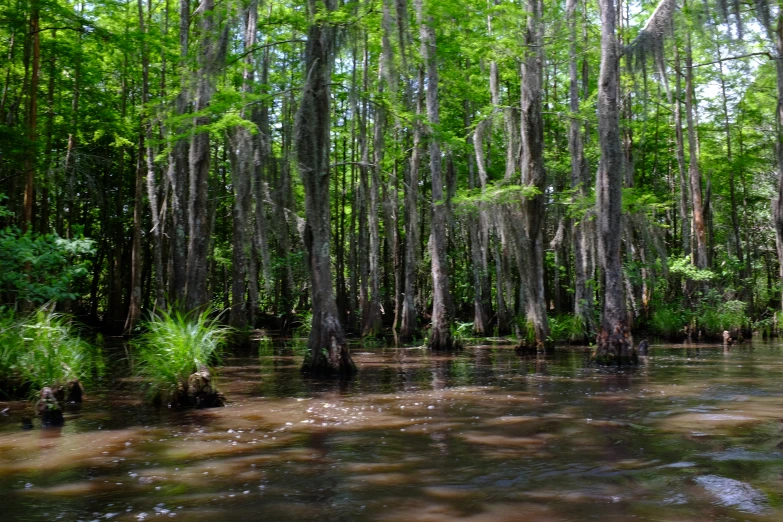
left=292, top=311, right=313, bottom=339
left=649, top=303, right=687, bottom=339
left=0, top=305, right=102, bottom=397
left=668, top=256, right=715, bottom=282
left=697, top=299, right=748, bottom=336
left=453, top=182, right=543, bottom=212
left=547, top=314, right=587, bottom=343
left=132, top=309, right=229, bottom=402
left=451, top=321, right=474, bottom=342
left=0, top=308, right=22, bottom=383
left=0, top=225, right=95, bottom=305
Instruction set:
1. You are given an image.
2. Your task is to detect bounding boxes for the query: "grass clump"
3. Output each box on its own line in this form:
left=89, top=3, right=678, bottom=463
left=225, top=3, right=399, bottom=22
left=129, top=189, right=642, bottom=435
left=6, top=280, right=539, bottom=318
left=132, top=308, right=229, bottom=406
left=0, top=305, right=102, bottom=399
left=697, top=299, right=747, bottom=338
left=547, top=314, right=588, bottom=344
left=649, top=303, right=686, bottom=340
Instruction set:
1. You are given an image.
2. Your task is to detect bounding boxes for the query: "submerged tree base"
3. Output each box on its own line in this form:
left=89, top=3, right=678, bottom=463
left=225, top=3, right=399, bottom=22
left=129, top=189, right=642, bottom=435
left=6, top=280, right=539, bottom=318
left=301, top=335, right=357, bottom=378
left=301, top=320, right=357, bottom=379
left=515, top=339, right=552, bottom=356
left=161, top=367, right=225, bottom=410
left=37, top=387, right=64, bottom=427
left=428, top=327, right=462, bottom=352
left=593, top=326, right=638, bottom=365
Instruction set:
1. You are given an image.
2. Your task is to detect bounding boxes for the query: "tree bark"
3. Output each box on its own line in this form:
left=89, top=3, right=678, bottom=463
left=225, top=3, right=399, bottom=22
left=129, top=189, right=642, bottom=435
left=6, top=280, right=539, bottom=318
left=416, top=0, right=454, bottom=351
left=595, top=0, right=633, bottom=362
left=166, top=0, right=190, bottom=304
left=685, top=33, right=708, bottom=270
left=672, top=43, right=690, bottom=257
left=139, top=0, right=166, bottom=311
left=228, top=0, right=259, bottom=329
left=773, top=14, right=783, bottom=312
left=297, top=0, right=356, bottom=377
left=517, top=0, right=549, bottom=348
left=22, top=1, right=40, bottom=231
left=363, top=72, right=384, bottom=337
left=186, top=0, right=225, bottom=311
left=399, top=67, right=424, bottom=343
left=126, top=133, right=146, bottom=332
left=567, top=0, right=595, bottom=338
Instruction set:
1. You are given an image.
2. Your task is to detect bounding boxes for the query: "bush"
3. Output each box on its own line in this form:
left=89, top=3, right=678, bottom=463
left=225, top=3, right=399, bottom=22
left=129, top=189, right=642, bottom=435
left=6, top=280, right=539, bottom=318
left=132, top=309, right=229, bottom=404
left=649, top=304, right=686, bottom=339
left=698, top=300, right=747, bottom=338
left=547, top=314, right=587, bottom=343
left=0, top=226, right=94, bottom=306
left=0, top=305, right=102, bottom=398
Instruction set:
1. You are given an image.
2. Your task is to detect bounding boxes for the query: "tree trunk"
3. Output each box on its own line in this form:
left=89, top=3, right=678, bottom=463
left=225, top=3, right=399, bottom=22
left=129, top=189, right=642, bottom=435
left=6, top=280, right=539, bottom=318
left=466, top=103, right=490, bottom=336
left=139, top=0, right=166, bottom=311
left=186, top=0, right=224, bottom=311
left=364, top=79, right=385, bottom=337
left=672, top=43, right=690, bottom=257
left=685, top=33, right=708, bottom=270
left=166, top=0, right=190, bottom=304
left=297, top=0, right=356, bottom=377
left=773, top=15, right=783, bottom=312
left=517, top=0, right=549, bottom=348
left=416, top=0, right=453, bottom=351
left=567, top=0, right=595, bottom=338
left=22, top=1, right=40, bottom=230
left=228, top=0, right=259, bottom=329
left=357, top=44, right=370, bottom=333
left=399, top=67, right=424, bottom=343
left=595, top=0, right=633, bottom=362
left=126, top=133, right=146, bottom=332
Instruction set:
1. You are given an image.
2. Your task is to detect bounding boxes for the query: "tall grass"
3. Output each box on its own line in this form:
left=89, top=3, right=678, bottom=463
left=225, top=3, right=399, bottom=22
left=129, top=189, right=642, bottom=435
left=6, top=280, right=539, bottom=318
left=698, top=300, right=747, bottom=337
left=132, top=309, right=229, bottom=402
left=649, top=304, right=686, bottom=339
left=547, top=314, right=588, bottom=343
left=0, top=305, right=101, bottom=398
left=0, top=309, right=22, bottom=390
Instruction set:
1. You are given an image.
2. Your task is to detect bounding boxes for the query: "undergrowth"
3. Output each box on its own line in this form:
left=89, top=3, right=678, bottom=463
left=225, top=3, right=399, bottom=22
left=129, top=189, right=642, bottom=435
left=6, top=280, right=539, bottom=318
left=132, top=308, right=230, bottom=403
left=0, top=305, right=102, bottom=399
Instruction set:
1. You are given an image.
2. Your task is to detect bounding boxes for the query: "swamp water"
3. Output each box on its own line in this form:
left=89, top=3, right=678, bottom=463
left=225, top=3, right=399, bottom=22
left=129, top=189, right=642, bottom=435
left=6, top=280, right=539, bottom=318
left=3, top=341, right=783, bottom=521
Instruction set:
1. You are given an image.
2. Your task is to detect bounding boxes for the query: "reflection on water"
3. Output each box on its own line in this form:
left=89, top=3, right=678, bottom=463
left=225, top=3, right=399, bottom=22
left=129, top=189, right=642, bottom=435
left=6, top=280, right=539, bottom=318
left=3, top=341, right=783, bottom=520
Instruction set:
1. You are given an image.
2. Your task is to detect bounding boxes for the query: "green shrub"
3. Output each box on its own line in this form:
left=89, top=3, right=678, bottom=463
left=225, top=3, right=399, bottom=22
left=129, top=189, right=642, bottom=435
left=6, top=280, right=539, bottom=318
left=452, top=321, right=474, bottom=342
left=132, top=309, right=229, bottom=402
left=650, top=304, right=686, bottom=339
left=292, top=311, right=313, bottom=338
left=0, top=308, right=22, bottom=386
left=698, top=300, right=747, bottom=336
left=547, top=314, right=588, bottom=343
left=0, top=306, right=102, bottom=398
left=0, top=226, right=94, bottom=306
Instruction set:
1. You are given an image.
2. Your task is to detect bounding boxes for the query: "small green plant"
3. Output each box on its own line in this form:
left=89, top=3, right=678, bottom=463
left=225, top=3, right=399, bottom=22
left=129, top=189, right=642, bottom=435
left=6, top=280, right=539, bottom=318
left=292, top=311, right=313, bottom=339
left=451, top=321, right=474, bottom=342
left=132, top=308, right=229, bottom=403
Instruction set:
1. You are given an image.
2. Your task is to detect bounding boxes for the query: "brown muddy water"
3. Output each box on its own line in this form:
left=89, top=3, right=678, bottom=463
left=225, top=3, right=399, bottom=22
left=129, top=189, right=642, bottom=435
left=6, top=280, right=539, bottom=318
left=3, top=340, right=783, bottom=521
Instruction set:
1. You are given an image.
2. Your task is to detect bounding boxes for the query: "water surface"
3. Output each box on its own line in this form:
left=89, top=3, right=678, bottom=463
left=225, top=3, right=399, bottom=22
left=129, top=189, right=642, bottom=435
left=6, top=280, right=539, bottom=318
left=2, top=340, right=783, bottom=521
